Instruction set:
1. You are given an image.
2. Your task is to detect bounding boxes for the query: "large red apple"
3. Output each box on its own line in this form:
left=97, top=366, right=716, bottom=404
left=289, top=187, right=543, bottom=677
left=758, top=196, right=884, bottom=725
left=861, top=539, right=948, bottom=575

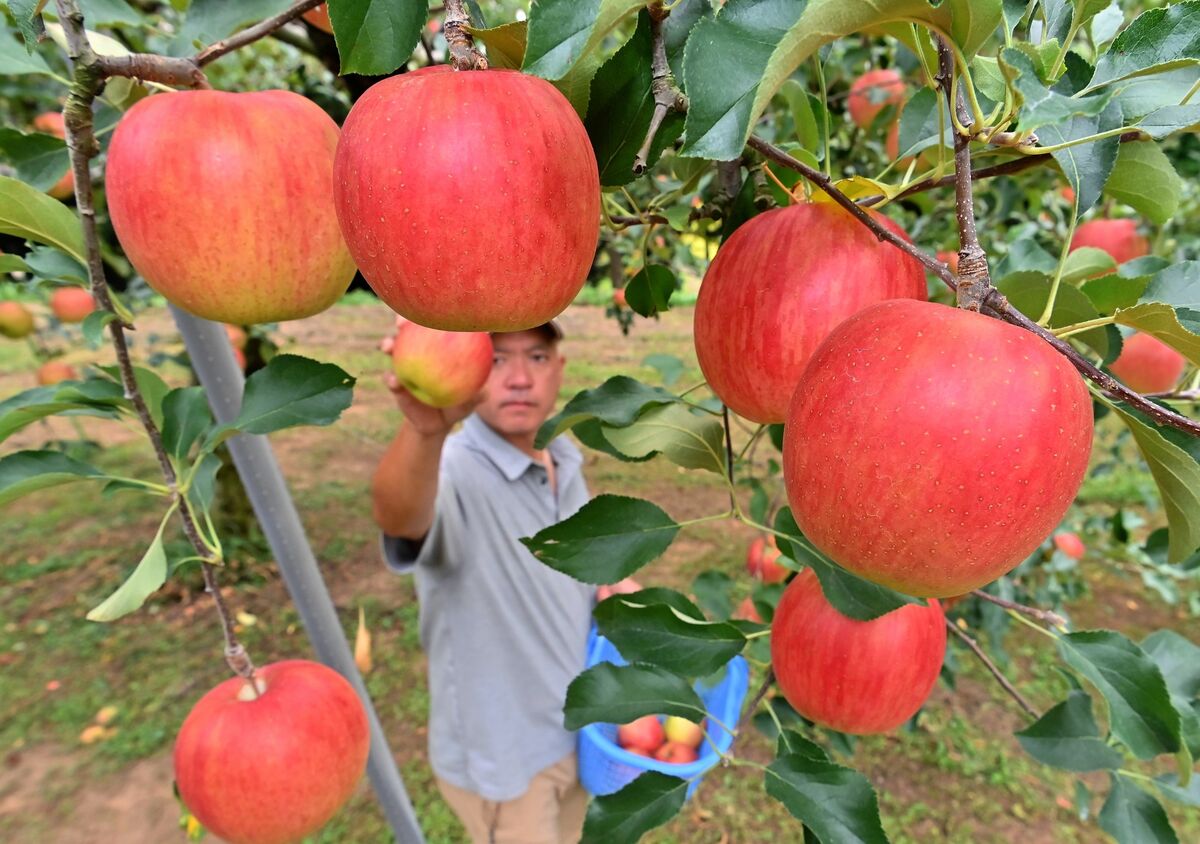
left=848, top=68, right=904, bottom=129
left=693, top=201, right=926, bottom=423
left=617, top=715, right=664, bottom=754
left=784, top=300, right=1094, bottom=597
left=391, top=320, right=493, bottom=407
left=32, top=111, right=74, bottom=200
left=771, top=569, right=946, bottom=734
left=174, top=660, right=370, bottom=844
left=106, top=91, right=356, bottom=325
left=0, top=301, right=34, bottom=338
left=746, top=536, right=788, bottom=584
left=654, top=741, right=699, bottom=765
left=1070, top=218, right=1149, bottom=265
left=1108, top=332, right=1187, bottom=394
left=50, top=287, right=95, bottom=323
left=302, top=3, right=334, bottom=33
left=36, top=361, right=77, bottom=385
left=334, top=67, right=600, bottom=331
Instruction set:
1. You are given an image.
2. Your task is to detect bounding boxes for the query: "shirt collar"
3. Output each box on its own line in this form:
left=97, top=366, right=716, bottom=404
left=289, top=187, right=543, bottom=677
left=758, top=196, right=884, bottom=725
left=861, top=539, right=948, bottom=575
left=462, top=413, right=582, bottom=482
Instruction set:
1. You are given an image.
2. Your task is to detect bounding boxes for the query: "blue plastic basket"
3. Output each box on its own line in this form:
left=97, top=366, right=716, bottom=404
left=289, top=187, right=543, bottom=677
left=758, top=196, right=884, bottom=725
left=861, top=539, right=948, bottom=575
left=577, top=628, right=750, bottom=799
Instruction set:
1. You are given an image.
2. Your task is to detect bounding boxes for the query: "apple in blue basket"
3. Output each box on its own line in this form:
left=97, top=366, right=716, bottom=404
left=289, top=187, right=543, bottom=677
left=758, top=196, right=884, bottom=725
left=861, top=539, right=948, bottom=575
left=654, top=741, right=699, bottom=764
left=616, top=715, right=664, bottom=754
left=663, top=715, right=704, bottom=749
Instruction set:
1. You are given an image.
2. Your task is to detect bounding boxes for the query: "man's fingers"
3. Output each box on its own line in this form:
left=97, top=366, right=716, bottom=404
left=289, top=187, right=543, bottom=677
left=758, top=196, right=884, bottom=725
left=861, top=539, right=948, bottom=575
left=380, top=336, right=395, bottom=354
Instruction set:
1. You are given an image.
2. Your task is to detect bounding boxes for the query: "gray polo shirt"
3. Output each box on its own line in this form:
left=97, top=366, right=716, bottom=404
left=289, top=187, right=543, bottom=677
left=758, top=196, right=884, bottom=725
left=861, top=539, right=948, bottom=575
left=382, top=413, right=594, bottom=802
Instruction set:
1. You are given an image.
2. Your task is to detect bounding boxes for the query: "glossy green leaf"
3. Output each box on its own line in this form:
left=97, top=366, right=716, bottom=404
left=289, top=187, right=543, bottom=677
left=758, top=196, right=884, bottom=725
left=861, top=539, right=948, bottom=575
left=999, top=48, right=1113, bottom=131
left=625, top=264, right=677, bottom=318
left=329, top=0, right=429, bottom=77
left=0, top=176, right=85, bottom=262
left=1135, top=105, right=1200, bottom=139
left=1044, top=100, right=1123, bottom=215
left=0, top=128, right=69, bottom=193
left=1098, top=774, right=1180, bottom=844
left=25, top=246, right=87, bottom=284
left=86, top=507, right=173, bottom=622
left=536, top=376, right=679, bottom=448
left=466, top=20, right=526, bottom=70
left=0, top=383, right=124, bottom=444
left=1000, top=271, right=1113, bottom=358
left=601, top=403, right=725, bottom=474
left=573, top=418, right=657, bottom=464
left=1113, top=68, right=1200, bottom=121
left=765, top=754, right=889, bottom=844
left=896, top=87, right=952, bottom=159
left=1104, top=141, right=1181, bottom=225
left=96, top=364, right=170, bottom=429
left=1089, top=1, right=1200, bottom=92
left=1112, top=303, right=1200, bottom=367
left=521, top=494, right=679, bottom=584
left=523, top=0, right=641, bottom=80
left=579, top=772, right=688, bottom=844
left=563, top=662, right=706, bottom=730
left=1062, top=247, right=1117, bottom=284
left=161, top=387, right=213, bottom=461
left=1015, top=691, right=1124, bottom=771
left=1141, top=631, right=1200, bottom=699
left=188, top=452, right=223, bottom=512
left=0, top=449, right=105, bottom=505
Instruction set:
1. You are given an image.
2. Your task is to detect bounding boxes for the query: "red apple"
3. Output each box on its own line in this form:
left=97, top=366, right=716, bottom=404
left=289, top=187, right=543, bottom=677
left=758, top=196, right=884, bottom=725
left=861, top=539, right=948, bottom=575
left=106, top=91, right=356, bottom=325
left=302, top=3, right=334, bottom=33
left=625, top=745, right=654, bottom=758
left=617, top=715, right=664, bottom=754
left=784, top=300, right=1094, bottom=597
left=941, top=594, right=967, bottom=610
left=391, top=321, right=492, bottom=408
left=937, top=250, right=960, bottom=274
left=1109, top=332, right=1187, bottom=394
left=225, top=324, right=249, bottom=350
left=746, top=536, right=788, bottom=584
left=32, top=111, right=74, bottom=200
left=653, top=741, right=699, bottom=765
left=1053, top=531, right=1086, bottom=560
left=663, top=715, right=704, bottom=749
left=612, top=287, right=627, bottom=308
left=1061, top=185, right=1076, bottom=204
left=0, top=301, right=34, bottom=338
left=50, top=287, right=95, bottom=323
left=174, top=660, right=370, bottom=844
left=733, top=596, right=763, bottom=623
left=848, top=68, right=905, bottom=129
left=334, top=66, right=600, bottom=331
left=693, top=201, right=926, bottom=423
left=772, top=569, right=946, bottom=734
left=36, top=361, right=77, bottom=385
left=1070, top=218, right=1149, bottom=265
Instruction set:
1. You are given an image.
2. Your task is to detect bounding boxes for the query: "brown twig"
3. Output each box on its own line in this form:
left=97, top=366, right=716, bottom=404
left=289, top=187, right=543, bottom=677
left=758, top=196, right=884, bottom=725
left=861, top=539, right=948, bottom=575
left=970, top=590, right=1069, bottom=629
left=443, top=0, right=488, bottom=70
left=737, top=668, right=775, bottom=734
left=55, top=0, right=258, bottom=687
left=633, top=3, right=688, bottom=175
left=946, top=619, right=1039, bottom=719
left=193, top=0, right=325, bottom=66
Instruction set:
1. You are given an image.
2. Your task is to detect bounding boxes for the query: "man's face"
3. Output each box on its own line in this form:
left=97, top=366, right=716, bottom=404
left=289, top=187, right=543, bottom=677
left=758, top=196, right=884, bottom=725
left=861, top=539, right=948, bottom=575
left=474, top=330, right=565, bottom=440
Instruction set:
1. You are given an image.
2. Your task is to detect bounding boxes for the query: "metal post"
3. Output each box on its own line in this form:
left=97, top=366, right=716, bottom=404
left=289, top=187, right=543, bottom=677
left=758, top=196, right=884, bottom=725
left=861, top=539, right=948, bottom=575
left=171, top=305, right=426, bottom=844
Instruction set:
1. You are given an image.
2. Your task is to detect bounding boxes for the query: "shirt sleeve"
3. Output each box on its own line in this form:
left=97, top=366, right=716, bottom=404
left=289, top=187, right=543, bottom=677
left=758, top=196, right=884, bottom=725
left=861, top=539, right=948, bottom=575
left=379, top=459, right=462, bottom=575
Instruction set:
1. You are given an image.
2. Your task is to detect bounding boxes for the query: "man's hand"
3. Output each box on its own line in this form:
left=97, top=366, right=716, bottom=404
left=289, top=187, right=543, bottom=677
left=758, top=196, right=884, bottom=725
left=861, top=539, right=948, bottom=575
left=382, top=323, right=486, bottom=436
left=597, top=578, right=643, bottom=602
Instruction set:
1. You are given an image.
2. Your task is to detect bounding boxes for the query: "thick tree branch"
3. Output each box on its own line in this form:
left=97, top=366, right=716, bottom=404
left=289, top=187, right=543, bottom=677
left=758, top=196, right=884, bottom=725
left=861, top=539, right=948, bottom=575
left=634, top=3, right=688, bottom=175
left=946, top=620, right=1039, bottom=719
left=443, top=0, right=488, bottom=71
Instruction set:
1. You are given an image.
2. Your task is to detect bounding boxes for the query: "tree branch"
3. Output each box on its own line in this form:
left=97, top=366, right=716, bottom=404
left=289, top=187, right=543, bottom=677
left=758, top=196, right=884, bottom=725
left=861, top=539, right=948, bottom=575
left=193, top=0, right=325, bottom=66
left=970, top=590, right=1068, bottom=629
left=443, top=0, right=488, bottom=71
left=946, top=620, right=1039, bottom=719
left=737, top=668, right=775, bottom=734
left=633, top=3, right=688, bottom=175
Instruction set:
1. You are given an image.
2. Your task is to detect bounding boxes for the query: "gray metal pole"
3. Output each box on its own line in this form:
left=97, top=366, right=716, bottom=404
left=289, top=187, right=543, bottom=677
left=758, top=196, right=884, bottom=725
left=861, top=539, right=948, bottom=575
left=170, top=305, right=425, bottom=844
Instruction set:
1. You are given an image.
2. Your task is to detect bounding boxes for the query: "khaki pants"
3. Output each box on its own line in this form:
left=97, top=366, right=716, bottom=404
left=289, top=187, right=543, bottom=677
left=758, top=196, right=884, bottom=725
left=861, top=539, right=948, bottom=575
left=436, top=753, right=588, bottom=844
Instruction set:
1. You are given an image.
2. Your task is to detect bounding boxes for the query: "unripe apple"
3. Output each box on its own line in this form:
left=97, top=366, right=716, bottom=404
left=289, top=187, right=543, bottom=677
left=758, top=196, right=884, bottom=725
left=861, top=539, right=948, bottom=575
left=784, top=300, right=1094, bottom=598
left=1070, top=218, right=1149, bottom=265
left=174, top=660, right=369, bottom=844
left=302, top=3, right=334, bottom=33
left=106, top=90, right=356, bottom=325
left=654, top=741, right=699, bottom=765
left=617, top=715, right=664, bottom=754
left=334, top=66, right=600, bottom=331
left=1053, top=531, right=1086, bottom=560
left=848, top=68, right=904, bottom=129
left=391, top=321, right=493, bottom=408
left=0, top=301, right=34, bottom=338
left=36, top=361, right=77, bottom=385
left=693, top=201, right=926, bottom=423
left=32, top=111, right=74, bottom=200
left=50, top=287, right=95, bottom=323
left=662, top=715, right=704, bottom=749
left=1108, top=332, right=1187, bottom=394
left=746, top=536, right=788, bottom=584
left=772, top=570, right=946, bottom=734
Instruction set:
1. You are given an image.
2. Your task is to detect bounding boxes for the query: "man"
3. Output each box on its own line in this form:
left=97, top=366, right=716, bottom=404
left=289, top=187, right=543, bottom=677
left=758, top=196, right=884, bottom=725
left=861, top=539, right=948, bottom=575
left=372, top=320, right=593, bottom=844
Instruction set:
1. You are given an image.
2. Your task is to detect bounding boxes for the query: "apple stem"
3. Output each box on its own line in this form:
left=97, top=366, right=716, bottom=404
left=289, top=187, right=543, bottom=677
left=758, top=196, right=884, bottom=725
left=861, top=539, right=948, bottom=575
left=443, top=0, right=488, bottom=71
left=633, top=6, right=689, bottom=175
left=945, top=619, right=1039, bottom=719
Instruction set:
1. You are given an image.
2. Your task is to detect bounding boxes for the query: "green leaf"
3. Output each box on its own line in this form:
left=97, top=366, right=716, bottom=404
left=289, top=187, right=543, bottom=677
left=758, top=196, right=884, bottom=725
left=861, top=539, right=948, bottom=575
left=173, top=0, right=293, bottom=50
left=466, top=20, right=527, bottom=70
left=642, top=353, right=684, bottom=387
left=96, top=364, right=170, bottom=429
left=0, top=384, right=124, bottom=444
left=206, top=355, right=354, bottom=448
left=24, top=245, right=87, bottom=284
left=1156, top=772, right=1200, bottom=807
left=625, top=264, right=677, bottom=317
left=1082, top=274, right=1150, bottom=314
left=579, top=772, right=688, bottom=844
left=523, top=0, right=642, bottom=81
left=601, top=403, right=725, bottom=474
left=76, top=0, right=144, bottom=27
left=161, top=386, right=213, bottom=461
left=1112, top=303, right=1200, bottom=368
left=7, top=0, right=45, bottom=49
left=1113, top=68, right=1200, bottom=122
left=563, top=662, right=706, bottom=730
left=1044, top=99, right=1123, bottom=215
left=999, top=271, right=1113, bottom=358
left=1141, top=631, right=1200, bottom=699
left=0, top=176, right=85, bottom=263
left=1058, top=630, right=1181, bottom=760
left=679, top=0, right=1003, bottom=160
left=574, top=418, right=657, bottom=463
left=1062, top=247, right=1117, bottom=284
left=0, top=128, right=69, bottom=193
left=1104, top=141, right=1181, bottom=225
left=999, top=48, right=1113, bottom=131
left=584, top=11, right=685, bottom=187
left=691, top=570, right=734, bottom=619
left=776, top=79, right=821, bottom=156
left=1015, top=691, right=1124, bottom=771
left=765, top=754, right=889, bottom=844
left=896, top=87, right=952, bottom=159
left=86, top=507, right=173, bottom=622
left=1089, top=1, right=1200, bottom=92
left=594, top=589, right=746, bottom=677
left=80, top=310, right=116, bottom=348
left=1098, top=774, right=1180, bottom=844
left=1002, top=0, right=1033, bottom=33
left=329, top=0, right=429, bottom=78
left=188, top=452, right=223, bottom=512
left=1135, top=105, right=1200, bottom=139
left=535, top=376, right=679, bottom=449
left=521, top=494, right=679, bottom=584
left=0, top=449, right=105, bottom=505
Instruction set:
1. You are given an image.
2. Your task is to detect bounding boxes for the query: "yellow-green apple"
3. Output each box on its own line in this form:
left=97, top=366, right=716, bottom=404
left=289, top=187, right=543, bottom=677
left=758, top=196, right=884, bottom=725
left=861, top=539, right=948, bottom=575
left=36, top=361, right=77, bottom=385
left=302, top=3, right=334, bottom=33
left=391, top=321, right=492, bottom=408
left=693, top=201, right=925, bottom=423
left=50, top=287, right=95, bottom=323
left=784, top=300, right=1093, bottom=597
left=663, top=715, right=704, bottom=749
left=746, top=536, right=788, bottom=584
left=771, top=569, right=946, bottom=734
left=32, top=111, right=74, bottom=200
left=617, top=715, right=663, bottom=754
left=654, top=741, right=699, bottom=764
left=848, top=68, right=904, bottom=129
left=1109, top=332, right=1187, bottom=394
left=1070, top=218, right=1149, bottom=265
left=0, top=301, right=34, bottom=338
left=1053, top=531, right=1086, bottom=560
left=334, top=66, right=600, bottom=331
left=106, top=91, right=356, bottom=324
left=173, top=660, right=369, bottom=844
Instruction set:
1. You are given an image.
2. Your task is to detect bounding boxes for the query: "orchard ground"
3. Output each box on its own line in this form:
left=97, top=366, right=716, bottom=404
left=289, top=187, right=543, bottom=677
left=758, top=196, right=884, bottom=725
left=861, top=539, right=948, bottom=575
left=1, top=298, right=1197, bottom=844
